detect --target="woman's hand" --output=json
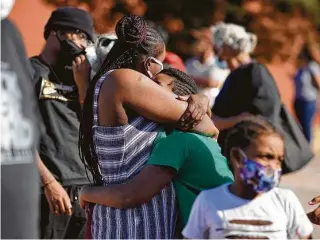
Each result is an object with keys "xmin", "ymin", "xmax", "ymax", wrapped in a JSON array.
[
  {"xmin": 307, "ymin": 195, "xmax": 320, "ymax": 225},
  {"xmin": 178, "ymin": 93, "xmax": 212, "ymax": 128}
]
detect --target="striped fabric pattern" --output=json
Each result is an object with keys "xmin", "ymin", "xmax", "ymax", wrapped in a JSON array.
[{"xmin": 91, "ymin": 72, "xmax": 177, "ymax": 239}]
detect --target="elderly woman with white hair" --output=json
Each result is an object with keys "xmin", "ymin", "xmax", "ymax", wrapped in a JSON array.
[
  {"xmin": 211, "ymin": 22, "xmax": 282, "ymax": 151},
  {"xmin": 212, "ymin": 22, "xmax": 257, "ymax": 70}
]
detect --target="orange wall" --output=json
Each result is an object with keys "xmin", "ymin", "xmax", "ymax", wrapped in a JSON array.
[
  {"xmin": 7, "ymin": 0, "xmax": 319, "ymax": 125},
  {"xmin": 267, "ymin": 64, "xmax": 295, "ymax": 115},
  {"xmin": 8, "ymin": 0, "xmax": 54, "ymax": 57}
]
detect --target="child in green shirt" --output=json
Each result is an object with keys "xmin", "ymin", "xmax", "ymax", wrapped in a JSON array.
[{"xmin": 80, "ymin": 68, "xmax": 234, "ymax": 227}]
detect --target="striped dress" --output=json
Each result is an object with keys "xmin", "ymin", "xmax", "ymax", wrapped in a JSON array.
[{"xmin": 91, "ymin": 72, "xmax": 177, "ymax": 239}]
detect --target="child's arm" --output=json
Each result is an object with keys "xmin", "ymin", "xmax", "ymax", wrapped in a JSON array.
[
  {"xmin": 285, "ymin": 190, "xmax": 313, "ymax": 239},
  {"xmin": 182, "ymin": 192, "xmax": 209, "ymax": 239},
  {"xmin": 308, "ymin": 195, "xmax": 320, "ymax": 225},
  {"xmin": 80, "ymin": 165, "xmax": 176, "ymax": 209},
  {"xmin": 80, "ymin": 131, "xmax": 191, "ymax": 209}
]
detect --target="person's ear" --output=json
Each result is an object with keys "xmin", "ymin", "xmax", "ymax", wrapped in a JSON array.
[
  {"xmin": 144, "ymin": 58, "xmax": 153, "ymax": 78},
  {"xmin": 230, "ymin": 147, "xmax": 243, "ymax": 168},
  {"xmin": 50, "ymin": 30, "xmax": 57, "ymax": 36},
  {"xmin": 48, "ymin": 31, "xmax": 60, "ymax": 42},
  {"xmin": 47, "ymin": 31, "xmax": 61, "ymax": 50},
  {"xmin": 144, "ymin": 58, "xmax": 152, "ymax": 71}
]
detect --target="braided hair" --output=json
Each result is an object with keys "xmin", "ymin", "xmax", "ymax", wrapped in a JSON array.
[
  {"xmin": 160, "ymin": 68, "xmax": 198, "ymax": 96},
  {"xmin": 79, "ymin": 15, "xmax": 165, "ymax": 185},
  {"xmin": 224, "ymin": 116, "xmax": 283, "ymax": 161}
]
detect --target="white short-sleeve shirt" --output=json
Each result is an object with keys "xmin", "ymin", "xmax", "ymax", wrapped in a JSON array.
[
  {"xmin": 185, "ymin": 56, "xmax": 230, "ymax": 107},
  {"xmin": 182, "ymin": 184, "xmax": 313, "ymax": 239}
]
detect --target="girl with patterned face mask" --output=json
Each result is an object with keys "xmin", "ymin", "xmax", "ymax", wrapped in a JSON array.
[
  {"xmin": 226, "ymin": 117, "xmax": 284, "ymax": 195},
  {"xmin": 183, "ymin": 116, "xmax": 313, "ymax": 239}
]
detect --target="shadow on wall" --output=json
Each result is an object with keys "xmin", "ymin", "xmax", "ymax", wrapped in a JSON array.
[{"xmin": 8, "ymin": 0, "xmax": 54, "ymax": 57}]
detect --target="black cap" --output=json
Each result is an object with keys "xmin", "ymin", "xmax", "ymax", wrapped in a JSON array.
[{"xmin": 44, "ymin": 7, "xmax": 95, "ymax": 41}]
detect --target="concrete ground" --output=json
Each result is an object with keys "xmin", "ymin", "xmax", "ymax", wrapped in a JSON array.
[{"xmin": 280, "ymin": 126, "xmax": 320, "ymax": 237}]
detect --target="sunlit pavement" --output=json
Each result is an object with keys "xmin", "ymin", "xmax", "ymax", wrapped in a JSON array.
[{"xmin": 280, "ymin": 126, "xmax": 320, "ymax": 237}]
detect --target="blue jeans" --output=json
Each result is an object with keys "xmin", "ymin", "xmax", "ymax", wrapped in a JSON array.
[{"xmin": 294, "ymin": 99, "xmax": 317, "ymax": 142}]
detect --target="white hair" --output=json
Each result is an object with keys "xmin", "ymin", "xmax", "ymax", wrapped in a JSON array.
[
  {"xmin": 212, "ymin": 22, "xmax": 257, "ymax": 54},
  {"xmin": 86, "ymin": 33, "xmax": 117, "ymax": 79}
]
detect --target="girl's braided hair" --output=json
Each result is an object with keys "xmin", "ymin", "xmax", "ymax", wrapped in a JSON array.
[{"xmin": 160, "ymin": 68, "xmax": 198, "ymax": 96}]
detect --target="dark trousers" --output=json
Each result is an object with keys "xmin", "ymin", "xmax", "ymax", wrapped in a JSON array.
[
  {"xmin": 294, "ymin": 99, "xmax": 317, "ymax": 142},
  {"xmin": 40, "ymin": 185, "xmax": 87, "ymax": 239}
]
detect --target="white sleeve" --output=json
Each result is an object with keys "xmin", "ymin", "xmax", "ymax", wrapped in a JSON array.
[
  {"xmin": 182, "ymin": 192, "xmax": 209, "ymax": 239},
  {"xmin": 209, "ymin": 67, "xmax": 230, "ymax": 84},
  {"xmin": 284, "ymin": 190, "xmax": 314, "ymax": 239},
  {"xmin": 309, "ymin": 62, "xmax": 320, "ymax": 76}
]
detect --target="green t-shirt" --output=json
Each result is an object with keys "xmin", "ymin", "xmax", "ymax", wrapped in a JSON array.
[{"xmin": 147, "ymin": 130, "xmax": 234, "ymax": 226}]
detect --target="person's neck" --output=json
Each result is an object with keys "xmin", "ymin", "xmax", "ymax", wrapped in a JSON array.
[
  {"xmin": 40, "ymin": 45, "xmax": 58, "ymax": 66},
  {"xmin": 227, "ymin": 58, "xmax": 240, "ymax": 71},
  {"xmin": 199, "ymin": 51, "xmax": 213, "ymax": 64},
  {"xmin": 229, "ymin": 175, "xmax": 261, "ymax": 200},
  {"xmin": 238, "ymin": 53, "xmax": 252, "ymax": 65}
]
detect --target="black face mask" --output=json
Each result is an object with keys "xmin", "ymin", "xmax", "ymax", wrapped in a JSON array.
[{"xmin": 56, "ymin": 34, "xmax": 86, "ymax": 66}]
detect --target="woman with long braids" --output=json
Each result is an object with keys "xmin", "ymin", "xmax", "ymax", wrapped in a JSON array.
[
  {"xmin": 75, "ymin": 15, "xmax": 218, "ymax": 239},
  {"xmin": 79, "ymin": 68, "xmax": 233, "ymax": 235}
]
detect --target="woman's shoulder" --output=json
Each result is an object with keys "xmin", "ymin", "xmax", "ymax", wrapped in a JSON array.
[
  {"xmin": 227, "ymin": 62, "xmax": 259, "ymax": 80},
  {"xmin": 106, "ymin": 68, "xmax": 142, "ymax": 79},
  {"xmin": 246, "ymin": 61, "xmax": 275, "ymax": 87},
  {"xmin": 99, "ymin": 68, "xmax": 146, "ymax": 90},
  {"xmin": 232, "ymin": 61, "xmax": 266, "ymax": 73},
  {"xmin": 225, "ymin": 62, "xmax": 261, "ymax": 86},
  {"xmin": 102, "ymin": 68, "xmax": 148, "ymax": 88}
]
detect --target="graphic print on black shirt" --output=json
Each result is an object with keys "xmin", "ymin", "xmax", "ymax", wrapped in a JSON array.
[
  {"xmin": 39, "ymin": 78, "xmax": 76, "ymax": 102},
  {"xmin": 30, "ymin": 56, "xmax": 90, "ymax": 186}
]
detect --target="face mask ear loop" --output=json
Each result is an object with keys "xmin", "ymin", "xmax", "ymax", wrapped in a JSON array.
[
  {"xmin": 144, "ymin": 58, "xmax": 153, "ymax": 79},
  {"xmin": 147, "ymin": 70, "xmax": 153, "ymax": 79},
  {"xmin": 237, "ymin": 148, "xmax": 248, "ymax": 166}
]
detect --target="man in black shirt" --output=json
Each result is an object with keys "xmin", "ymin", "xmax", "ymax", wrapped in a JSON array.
[
  {"xmin": 1, "ymin": 0, "xmax": 42, "ymax": 238},
  {"xmin": 30, "ymin": 7, "xmax": 95, "ymax": 239}
]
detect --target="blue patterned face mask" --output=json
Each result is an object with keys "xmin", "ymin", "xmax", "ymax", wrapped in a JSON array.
[{"xmin": 239, "ymin": 150, "xmax": 281, "ymax": 193}]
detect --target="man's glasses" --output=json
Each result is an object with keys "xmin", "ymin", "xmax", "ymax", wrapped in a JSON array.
[{"xmin": 60, "ymin": 29, "xmax": 91, "ymax": 44}]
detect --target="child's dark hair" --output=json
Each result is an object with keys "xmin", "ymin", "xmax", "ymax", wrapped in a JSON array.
[
  {"xmin": 224, "ymin": 116, "xmax": 283, "ymax": 160},
  {"xmin": 160, "ymin": 68, "xmax": 198, "ymax": 96},
  {"xmin": 79, "ymin": 15, "xmax": 165, "ymax": 185}
]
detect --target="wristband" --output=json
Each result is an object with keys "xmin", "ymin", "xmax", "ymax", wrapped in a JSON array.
[{"xmin": 43, "ymin": 179, "xmax": 55, "ymax": 188}]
